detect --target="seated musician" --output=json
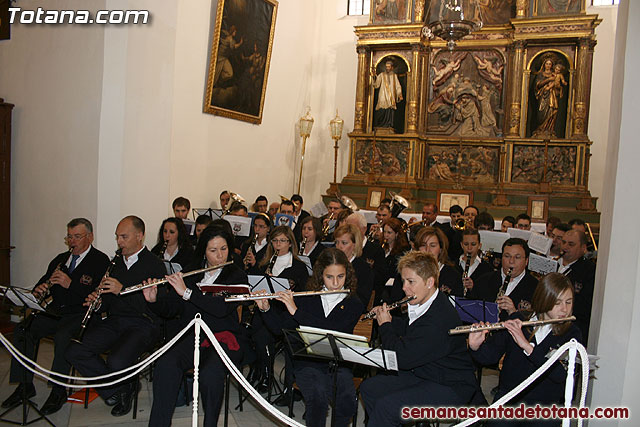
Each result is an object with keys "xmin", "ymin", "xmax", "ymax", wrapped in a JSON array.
[
  {"xmin": 360, "ymin": 251, "xmax": 478, "ymax": 427},
  {"xmin": 291, "ymin": 194, "xmax": 309, "ymax": 237},
  {"xmin": 474, "ymin": 238, "xmax": 538, "ymax": 321},
  {"xmin": 546, "ymin": 216, "xmax": 562, "ymax": 238},
  {"xmin": 66, "ymin": 216, "xmax": 166, "ymax": 417},
  {"xmin": 2, "ymin": 219, "xmax": 110, "ymax": 415},
  {"xmin": 345, "ymin": 212, "xmax": 386, "ymax": 296},
  {"xmin": 219, "ymin": 190, "xmax": 231, "ymax": 211},
  {"xmin": 172, "ymin": 196, "xmax": 190, "ymax": 220},
  {"xmin": 446, "ymin": 204, "xmax": 464, "ymax": 261},
  {"xmin": 413, "ymin": 226, "xmax": 464, "ymax": 297},
  {"xmin": 501, "ymin": 215, "xmax": 516, "ymax": 233},
  {"xmin": 559, "ymin": 229, "xmax": 595, "ymax": 344},
  {"xmin": 247, "ymin": 225, "xmax": 309, "ymax": 396},
  {"xmin": 334, "ymin": 223, "xmax": 374, "ymax": 309},
  {"xmin": 253, "ymin": 195, "xmax": 268, "ymax": 214},
  {"xmin": 457, "ymin": 228, "xmax": 493, "ymax": 298},
  {"xmin": 548, "ymin": 222, "xmax": 570, "ymax": 259},
  {"xmin": 268, "ymin": 201, "xmax": 280, "ymax": 220},
  {"xmin": 381, "ymin": 218, "xmax": 410, "ymax": 285},
  {"xmin": 150, "ymin": 217, "xmax": 194, "ymax": 272},
  {"xmin": 321, "ymin": 199, "xmax": 344, "ymax": 241},
  {"xmin": 255, "ymin": 248, "xmax": 363, "ymax": 427},
  {"xmin": 241, "ymin": 213, "xmax": 272, "ymax": 271},
  {"xmin": 298, "ymin": 216, "xmax": 326, "ymax": 267},
  {"xmin": 469, "ymin": 273, "xmax": 581, "ymax": 414},
  {"xmin": 143, "ymin": 227, "xmax": 248, "ymax": 427},
  {"xmin": 475, "ymin": 211, "xmax": 495, "ymax": 231},
  {"xmin": 516, "ymin": 213, "xmax": 532, "ymax": 230},
  {"xmin": 368, "ymin": 204, "xmax": 391, "ymax": 242},
  {"xmin": 194, "ymin": 214, "xmax": 213, "ymax": 243}
]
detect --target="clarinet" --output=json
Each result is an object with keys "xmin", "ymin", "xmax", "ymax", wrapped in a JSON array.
[
  {"xmin": 299, "ymin": 237, "xmax": 307, "ymax": 255},
  {"xmin": 35, "ymin": 248, "xmax": 73, "ymax": 309},
  {"xmin": 265, "ymin": 250, "xmax": 278, "ymax": 276},
  {"xmin": 244, "ymin": 233, "xmax": 258, "ymax": 270},
  {"xmin": 73, "ymin": 248, "xmax": 122, "ymax": 343},
  {"xmin": 496, "ymin": 267, "xmax": 513, "ymax": 301},
  {"xmin": 462, "ymin": 252, "xmax": 472, "ymax": 297},
  {"xmin": 158, "ymin": 240, "xmax": 168, "ymax": 259}
]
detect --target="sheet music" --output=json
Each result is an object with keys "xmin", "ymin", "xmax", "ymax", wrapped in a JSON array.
[
  {"xmin": 398, "ymin": 213, "xmax": 421, "ymax": 224},
  {"xmin": 360, "ymin": 210, "xmax": 377, "ymax": 224},
  {"xmin": 298, "ymin": 255, "xmax": 313, "ymax": 276},
  {"xmin": 224, "ymin": 215, "xmax": 252, "ymax": 237},
  {"xmin": 339, "ymin": 346, "xmax": 398, "ymax": 371},
  {"xmin": 478, "ymin": 230, "xmax": 510, "ymax": 253},
  {"xmin": 309, "ymin": 202, "xmax": 329, "ymax": 218},
  {"xmin": 298, "ymin": 325, "xmax": 368, "ymax": 342},
  {"xmin": 247, "ymin": 275, "xmax": 290, "ymax": 293},
  {"xmin": 529, "ymin": 253, "xmax": 559, "ymax": 275},
  {"xmin": 528, "ymin": 232, "xmax": 553, "ymax": 255},
  {"xmin": 163, "ymin": 261, "xmax": 183, "ymax": 275},
  {"xmin": 274, "ymin": 213, "xmax": 295, "ymax": 229},
  {"xmin": 4, "ymin": 287, "xmax": 44, "ymax": 311},
  {"xmin": 183, "ymin": 220, "xmax": 196, "ymax": 236},
  {"xmin": 507, "ymin": 227, "xmax": 532, "ymax": 241}
]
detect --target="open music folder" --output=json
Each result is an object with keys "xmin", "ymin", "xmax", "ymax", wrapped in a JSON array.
[
  {"xmin": 247, "ymin": 275, "xmax": 290, "ymax": 293},
  {"xmin": 284, "ymin": 325, "xmax": 398, "ymax": 371}
]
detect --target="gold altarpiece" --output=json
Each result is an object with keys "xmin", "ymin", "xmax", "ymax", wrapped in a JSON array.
[{"xmin": 334, "ymin": 0, "xmax": 601, "ymax": 224}]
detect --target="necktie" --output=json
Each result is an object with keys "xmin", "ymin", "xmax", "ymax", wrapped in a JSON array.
[{"xmin": 69, "ymin": 254, "xmax": 80, "ymax": 273}]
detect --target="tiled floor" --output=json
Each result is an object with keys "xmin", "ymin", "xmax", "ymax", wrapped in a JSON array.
[{"xmin": 0, "ymin": 338, "xmax": 499, "ymax": 426}]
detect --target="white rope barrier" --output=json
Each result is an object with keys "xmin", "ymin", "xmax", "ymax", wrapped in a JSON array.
[
  {"xmin": 453, "ymin": 339, "xmax": 591, "ymax": 427},
  {"xmin": 0, "ymin": 314, "xmax": 306, "ymax": 426}
]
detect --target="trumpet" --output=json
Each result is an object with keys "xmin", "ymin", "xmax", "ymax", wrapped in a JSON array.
[
  {"xmin": 225, "ymin": 289, "xmax": 349, "ymax": 302},
  {"xmin": 362, "ymin": 295, "xmax": 416, "ymax": 320},
  {"xmin": 496, "ymin": 267, "xmax": 513, "ymax": 301},
  {"xmin": 321, "ymin": 212, "xmax": 335, "ymax": 235},
  {"xmin": 462, "ymin": 252, "xmax": 472, "ymax": 297},
  {"xmin": 453, "ymin": 218, "xmax": 472, "ymax": 231},
  {"xmin": 73, "ymin": 249, "xmax": 122, "ymax": 343},
  {"xmin": 449, "ymin": 316, "xmax": 576, "ymax": 335},
  {"xmin": 366, "ymin": 220, "xmax": 383, "ymax": 243},
  {"xmin": 119, "ymin": 261, "xmax": 233, "ymax": 295},
  {"xmin": 35, "ymin": 248, "xmax": 72, "ymax": 309}
]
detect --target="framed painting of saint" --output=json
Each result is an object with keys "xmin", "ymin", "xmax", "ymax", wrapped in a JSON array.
[{"xmin": 204, "ymin": 0, "xmax": 278, "ymax": 124}]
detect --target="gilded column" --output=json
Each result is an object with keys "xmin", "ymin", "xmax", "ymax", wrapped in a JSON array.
[
  {"xmin": 407, "ymin": 44, "xmax": 420, "ymax": 133},
  {"xmin": 354, "ymin": 46, "xmax": 368, "ymax": 133},
  {"xmin": 572, "ymin": 37, "xmax": 591, "ymax": 137},
  {"xmin": 507, "ymin": 40, "xmax": 525, "ymax": 137},
  {"xmin": 516, "ymin": 0, "xmax": 527, "ymax": 18},
  {"xmin": 414, "ymin": 0, "xmax": 425, "ymax": 23}
]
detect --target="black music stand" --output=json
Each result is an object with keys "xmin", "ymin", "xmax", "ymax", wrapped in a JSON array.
[
  {"xmin": 448, "ymin": 295, "xmax": 499, "ymax": 324},
  {"xmin": 0, "ymin": 285, "xmax": 56, "ymax": 426},
  {"xmin": 282, "ymin": 327, "xmax": 396, "ymax": 427}
]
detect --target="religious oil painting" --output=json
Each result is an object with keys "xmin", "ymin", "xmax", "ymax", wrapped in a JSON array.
[
  {"xmin": 526, "ymin": 51, "xmax": 571, "ymax": 138},
  {"xmin": 536, "ymin": 0, "xmax": 582, "ymax": 16},
  {"xmin": 426, "ymin": 49, "xmax": 506, "ymax": 137},
  {"xmin": 511, "ymin": 145, "xmax": 576, "ymax": 184},
  {"xmin": 424, "ymin": 0, "xmax": 515, "ymax": 26},
  {"xmin": 427, "ymin": 145, "xmax": 499, "ymax": 183},
  {"xmin": 372, "ymin": 55, "xmax": 408, "ymax": 134},
  {"xmin": 354, "ymin": 140, "xmax": 409, "ymax": 177},
  {"xmin": 204, "ymin": 0, "xmax": 278, "ymax": 124},
  {"xmin": 371, "ymin": 0, "xmax": 410, "ymax": 24}
]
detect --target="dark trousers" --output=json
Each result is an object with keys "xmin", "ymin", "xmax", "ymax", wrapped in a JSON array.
[
  {"xmin": 360, "ymin": 371, "xmax": 470, "ymax": 427},
  {"xmin": 9, "ymin": 313, "xmax": 82, "ymax": 387},
  {"xmin": 295, "ymin": 365, "xmax": 356, "ymax": 427},
  {"xmin": 65, "ymin": 316, "xmax": 160, "ymax": 399},
  {"xmin": 149, "ymin": 332, "xmax": 242, "ymax": 427}
]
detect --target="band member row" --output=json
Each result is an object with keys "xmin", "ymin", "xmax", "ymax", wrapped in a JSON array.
[
  {"xmin": 360, "ymin": 251, "xmax": 479, "ymax": 426},
  {"xmin": 150, "ymin": 217, "xmax": 194, "ymax": 272},
  {"xmin": 256, "ymin": 248, "xmax": 364, "ymax": 427},
  {"xmin": 144, "ymin": 226, "xmax": 248, "ymax": 426},
  {"xmin": 469, "ymin": 273, "xmax": 582, "ymax": 413},
  {"xmin": 2, "ymin": 219, "xmax": 110, "ymax": 415},
  {"xmin": 65, "ymin": 216, "xmax": 167, "ymax": 417}
]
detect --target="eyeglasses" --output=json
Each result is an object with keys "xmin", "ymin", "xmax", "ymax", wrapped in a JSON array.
[
  {"xmin": 272, "ymin": 238, "xmax": 290, "ymax": 244},
  {"xmin": 66, "ymin": 234, "xmax": 88, "ymax": 241}
]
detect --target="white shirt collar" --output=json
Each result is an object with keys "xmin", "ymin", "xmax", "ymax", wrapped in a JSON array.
[
  {"xmin": 272, "ymin": 252, "xmax": 293, "ymax": 276},
  {"xmin": 303, "ymin": 241, "xmax": 319, "ymax": 256},
  {"xmin": 530, "ymin": 314, "xmax": 553, "ymax": 344},
  {"xmin": 558, "ymin": 258, "xmax": 578, "ymax": 274},
  {"xmin": 124, "ymin": 247, "xmax": 145, "ymax": 270},
  {"xmin": 163, "ymin": 246, "xmax": 178, "ymax": 261},
  {"xmin": 66, "ymin": 245, "xmax": 92, "ymax": 269},
  {"xmin": 501, "ymin": 269, "xmax": 526, "ymax": 296},
  {"xmin": 200, "ymin": 267, "xmax": 222, "ymax": 285},
  {"xmin": 458, "ymin": 255, "xmax": 481, "ymax": 277},
  {"xmin": 255, "ymin": 237, "xmax": 268, "ymax": 253},
  {"xmin": 320, "ymin": 287, "xmax": 348, "ymax": 317},
  {"xmin": 408, "ymin": 289, "xmax": 439, "ymax": 325}
]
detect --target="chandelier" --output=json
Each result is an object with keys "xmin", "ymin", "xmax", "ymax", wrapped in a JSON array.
[{"xmin": 422, "ymin": 0, "xmax": 483, "ymax": 51}]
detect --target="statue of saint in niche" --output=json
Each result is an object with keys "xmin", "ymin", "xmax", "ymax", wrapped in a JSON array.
[
  {"xmin": 527, "ymin": 53, "xmax": 569, "ymax": 138},
  {"xmin": 371, "ymin": 58, "xmax": 406, "ymax": 134}
]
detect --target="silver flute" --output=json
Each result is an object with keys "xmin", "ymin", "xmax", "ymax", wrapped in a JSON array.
[
  {"xmin": 362, "ymin": 295, "xmax": 417, "ymax": 320},
  {"xmin": 119, "ymin": 261, "xmax": 233, "ymax": 295},
  {"xmin": 449, "ymin": 316, "xmax": 576, "ymax": 335},
  {"xmin": 224, "ymin": 289, "xmax": 349, "ymax": 302}
]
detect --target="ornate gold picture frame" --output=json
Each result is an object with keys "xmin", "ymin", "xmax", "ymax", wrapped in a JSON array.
[
  {"xmin": 204, "ymin": 0, "xmax": 278, "ymax": 124},
  {"xmin": 437, "ymin": 190, "xmax": 473, "ymax": 214}
]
